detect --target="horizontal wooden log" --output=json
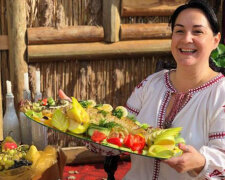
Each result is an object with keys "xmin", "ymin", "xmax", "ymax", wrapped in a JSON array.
[
  {"xmin": 0, "ymin": 35, "xmax": 8, "ymax": 50},
  {"xmin": 28, "ymin": 39, "xmax": 171, "ymax": 62},
  {"xmin": 120, "ymin": 23, "xmax": 171, "ymax": 40},
  {"xmin": 27, "ymin": 26, "xmax": 104, "ymax": 45},
  {"xmin": 121, "ymin": 0, "xmax": 184, "ymax": 17}
]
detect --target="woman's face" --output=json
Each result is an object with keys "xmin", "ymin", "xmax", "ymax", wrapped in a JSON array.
[{"xmin": 171, "ymin": 8, "xmax": 220, "ymax": 68}]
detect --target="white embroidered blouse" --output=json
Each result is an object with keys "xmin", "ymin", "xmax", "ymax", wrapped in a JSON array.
[{"xmin": 123, "ymin": 69, "xmax": 225, "ymax": 180}]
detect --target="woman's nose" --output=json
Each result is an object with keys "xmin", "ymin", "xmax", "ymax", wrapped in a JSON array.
[{"xmin": 182, "ymin": 32, "xmax": 193, "ymax": 43}]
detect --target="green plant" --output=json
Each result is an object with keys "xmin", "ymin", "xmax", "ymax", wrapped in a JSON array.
[{"xmin": 210, "ymin": 43, "xmax": 225, "ymax": 68}]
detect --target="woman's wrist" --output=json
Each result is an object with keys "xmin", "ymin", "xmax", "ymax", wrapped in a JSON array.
[{"xmin": 192, "ymin": 153, "xmax": 206, "ymax": 175}]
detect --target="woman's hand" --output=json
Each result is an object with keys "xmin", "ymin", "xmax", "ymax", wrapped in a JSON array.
[{"xmin": 163, "ymin": 143, "xmax": 206, "ymax": 174}]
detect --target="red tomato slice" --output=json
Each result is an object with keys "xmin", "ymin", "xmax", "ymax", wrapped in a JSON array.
[
  {"xmin": 42, "ymin": 98, "xmax": 48, "ymax": 106},
  {"xmin": 124, "ymin": 134, "xmax": 134, "ymax": 148},
  {"xmin": 107, "ymin": 137, "xmax": 123, "ymax": 147},
  {"xmin": 91, "ymin": 130, "xmax": 107, "ymax": 143},
  {"xmin": 124, "ymin": 134, "xmax": 145, "ymax": 153}
]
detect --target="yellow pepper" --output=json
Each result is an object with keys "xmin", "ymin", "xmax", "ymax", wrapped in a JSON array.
[{"xmin": 67, "ymin": 97, "xmax": 90, "ymax": 124}]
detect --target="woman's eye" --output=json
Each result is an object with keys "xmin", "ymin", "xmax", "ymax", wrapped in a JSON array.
[
  {"xmin": 175, "ymin": 30, "xmax": 183, "ymax": 33},
  {"xmin": 193, "ymin": 30, "xmax": 203, "ymax": 34}
]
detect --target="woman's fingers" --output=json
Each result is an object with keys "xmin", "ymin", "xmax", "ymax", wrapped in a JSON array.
[{"xmin": 178, "ymin": 143, "xmax": 191, "ymax": 153}]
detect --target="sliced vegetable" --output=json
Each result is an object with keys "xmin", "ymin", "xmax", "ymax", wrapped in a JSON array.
[
  {"xmin": 41, "ymin": 98, "xmax": 48, "ymax": 106},
  {"xmin": 175, "ymin": 135, "xmax": 186, "ymax": 144},
  {"xmin": 147, "ymin": 145, "xmax": 175, "ymax": 159},
  {"xmin": 67, "ymin": 97, "xmax": 90, "ymax": 124},
  {"xmin": 154, "ymin": 135, "xmax": 175, "ymax": 146},
  {"xmin": 97, "ymin": 104, "xmax": 113, "ymax": 112},
  {"xmin": 91, "ymin": 130, "xmax": 107, "ymax": 143},
  {"xmin": 68, "ymin": 119, "xmax": 89, "ymax": 134},
  {"xmin": 124, "ymin": 134, "xmax": 145, "ymax": 153},
  {"xmin": 87, "ymin": 124, "xmax": 110, "ymax": 137},
  {"xmin": 107, "ymin": 137, "xmax": 123, "ymax": 147},
  {"xmin": 47, "ymin": 97, "xmax": 55, "ymax": 106},
  {"xmin": 51, "ymin": 109, "xmax": 69, "ymax": 132}
]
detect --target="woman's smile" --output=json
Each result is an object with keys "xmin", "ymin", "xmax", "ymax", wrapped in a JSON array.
[{"xmin": 171, "ymin": 8, "xmax": 220, "ymax": 67}]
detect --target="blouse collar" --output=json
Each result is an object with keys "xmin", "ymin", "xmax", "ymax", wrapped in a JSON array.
[{"xmin": 164, "ymin": 69, "xmax": 224, "ymax": 94}]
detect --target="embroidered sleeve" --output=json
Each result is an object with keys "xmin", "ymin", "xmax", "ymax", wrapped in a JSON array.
[
  {"xmin": 126, "ymin": 78, "xmax": 148, "ymax": 116},
  {"xmin": 196, "ymin": 102, "xmax": 225, "ymax": 179}
]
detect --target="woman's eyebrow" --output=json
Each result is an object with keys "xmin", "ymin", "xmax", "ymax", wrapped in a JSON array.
[
  {"xmin": 193, "ymin": 25, "xmax": 205, "ymax": 28},
  {"xmin": 174, "ymin": 24, "xmax": 184, "ymax": 27},
  {"xmin": 174, "ymin": 24, "xmax": 205, "ymax": 28}
]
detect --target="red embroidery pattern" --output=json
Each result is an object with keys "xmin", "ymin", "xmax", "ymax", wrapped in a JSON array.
[
  {"xmin": 158, "ymin": 91, "xmax": 170, "ymax": 128},
  {"xmin": 165, "ymin": 71, "xmax": 176, "ymax": 93},
  {"xmin": 164, "ymin": 71, "xmax": 224, "ymax": 94},
  {"xmin": 190, "ymin": 74, "xmax": 224, "ymax": 93},
  {"xmin": 152, "ymin": 159, "xmax": 160, "ymax": 180},
  {"xmin": 151, "ymin": 92, "xmax": 171, "ymax": 180},
  {"xmin": 209, "ymin": 132, "xmax": 225, "ymax": 140},
  {"xmin": 209, "ymin": 169, "xmax": 223, "ymax": 177},
  {"xmin": 125, "ymin": 104, "xmax": 139, "ymax": 116}
]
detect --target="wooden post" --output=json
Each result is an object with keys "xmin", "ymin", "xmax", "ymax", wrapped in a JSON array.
[
  {"xmin": 6, "ymin": 0, "xmax": 28, "ymax": 108},
  {"xmin": 103, "ymin": 0, "xmax": 121, "ymax": 43},
  {"xmin": 0, "ymin": 53, "xmax": 3, "ymax": 140}
]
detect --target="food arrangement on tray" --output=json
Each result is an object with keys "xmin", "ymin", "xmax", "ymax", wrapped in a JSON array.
[
  {"xmin": 0, "ymin": 136, "xmax": 57, "ymax": 179},
  {"xmin": 20, "ymin": 90, "xmax": 185, "ymax": 159}
]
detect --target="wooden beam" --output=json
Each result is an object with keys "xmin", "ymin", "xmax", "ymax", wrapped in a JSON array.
[
  {"xmin": 103, "ymin": 0, "xmax": 121, "ymax": 42},
  {"xmin": 28, "ymin": 39, "xmax": 171, "ymax": 62},
  {"xmin": 27, "ymin": 26, "xmax": 104, "ymax": 45},
  {"xmin": 0, "ymin": 35, "xmax": 8, "ymax": 50},
  {"xmin": 6, "ymin": 0, "xmax": 28, "ymax": 110},
  {"xmin": 120, "ymin": 23, "xmax": 171, "ymax": 40},
  {"xmin": 121, "ymin": 0, "xmax": 185, "ymax": 17}
]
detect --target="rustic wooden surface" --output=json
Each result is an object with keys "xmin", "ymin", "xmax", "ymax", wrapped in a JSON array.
[
  {"xmin": 120, "ymin": 23, "xmax": 171, "ymax": 40},
  {"xmin": 121, "ymin": 0, "xmax": 186, "ymax": 17},
  {"xmin": 27, "ymin": 26, "xmax": 104, "ymax": 45},
  {"xmin": 27, "ymin": 39, "xmax": 171, "ymax": 62},
  {"xmin": 0, "ymin": 52, "xmax": 2, "ymax": 140},
  {"xmin": 0, "ymin": 35, "xmax": 8, "ymax": 50},
  {"xmin": 6, "ymin": 0, "xmax": 28, "ymax": 110},
  {"xmin": 103, "ymin": 0, "xmax": 121, "ymax": 42}
]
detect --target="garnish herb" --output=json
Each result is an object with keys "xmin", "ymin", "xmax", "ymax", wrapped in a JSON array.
[
  {"xmin": 99, "ymin": 119, "xmax": 121, "ymax": 129},
  {"xmin": 98, "ymin": 110, "xmax": 108, "ymax": 117},
  {"xmin": 95, "ymin": 104, "xmax": 103, "ymax": 108},
  {"xmin": 112, "ymin": 109, "xmax": 123, "ymax": 119},
  {"xmin": 79, "ymin": 100, "xmax": 91, "ymax": 108}
]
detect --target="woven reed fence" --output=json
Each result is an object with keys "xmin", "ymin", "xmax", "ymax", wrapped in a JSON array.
[{"xmin": 0, "ymin": 0, "xmax": 222, "ymax": 146}]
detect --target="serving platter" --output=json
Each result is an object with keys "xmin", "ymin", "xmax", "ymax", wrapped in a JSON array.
[
  {"xmin": 24, "ymin": 108, "xmax": 184, "ymax": 159},
  {"xmin": 20, "ymin": 92, "xmax": 184, "ymax": 159},
  {"xmin": 25, "ymin": 112, "xmax": 145, "ymax": 157}
]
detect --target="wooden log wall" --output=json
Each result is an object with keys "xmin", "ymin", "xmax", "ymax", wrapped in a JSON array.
[{"xmin": 0, "ymin": 0, "xmax": 222, "ymax": 146}]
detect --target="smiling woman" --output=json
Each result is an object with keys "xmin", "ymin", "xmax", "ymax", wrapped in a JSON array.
[{"xmin": 121, "ymin": 0, "xmax": 225, "ymax": 180}]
